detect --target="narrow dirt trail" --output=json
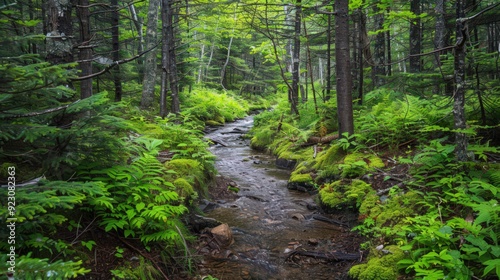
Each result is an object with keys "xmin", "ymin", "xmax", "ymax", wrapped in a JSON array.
[{"xmin": 199, "ymin": 116, "xmax": 362, "ymax": 280}]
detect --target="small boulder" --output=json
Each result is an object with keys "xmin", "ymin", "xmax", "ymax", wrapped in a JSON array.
[{"xmin": 211, "ymin": 223, "xmax": 234, "ymax": 247}]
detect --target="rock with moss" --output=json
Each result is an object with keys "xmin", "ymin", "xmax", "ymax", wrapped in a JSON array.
[
  {"xmin": 319, "ymin": 179, "xmax": 375, "ymax": 212},
  {"xmin": 318, "ymin": 181, "xmax": 344, "ymax": 209},
  {"xmin": 339, "ymin": 152, "xmax": 385, "ymax": 178},
  {"xmin": 349, "ymin": 245, "xmax": 405, "ymax": 280},
  {"xmin": 164, "ymin": 159, "xmax": 207, "ymax": 196},
  {"xmin": 287, "ymin": 171, "xmax": 314, "ymax": 191},
  {"xmin": 173, "ymin": 178, "xmax": 198, "ymax": 204}
]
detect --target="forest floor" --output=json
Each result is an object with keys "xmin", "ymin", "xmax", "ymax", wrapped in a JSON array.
[{"xmin": 74, "ymin": 150, "xmax": 411, "ymax": 279}]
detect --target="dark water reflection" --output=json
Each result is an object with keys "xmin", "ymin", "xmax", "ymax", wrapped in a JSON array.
[{"xmin": 202, "ymin": 116, "xmax": 352, "ymax": 280}]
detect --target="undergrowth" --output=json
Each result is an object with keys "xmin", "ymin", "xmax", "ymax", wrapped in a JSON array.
[{"xmin": 249, "ymin": 88, "xmax": 500, "ymax": 280}]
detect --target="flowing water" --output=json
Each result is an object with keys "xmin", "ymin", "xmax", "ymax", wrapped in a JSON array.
[{"xmin": 201, "ymin": 116, "xmax": 358, "ymax": 280}]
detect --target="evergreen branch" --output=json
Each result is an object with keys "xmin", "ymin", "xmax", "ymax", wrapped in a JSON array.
[
  {"xmin": 71, "ymin": 42, "xmax": 159, "ymax": 81},
  {"xmin": 0, "ymin": 100, "xmax": 80, "ymax": 119},
  {"xmin": 457, "ymin": 3, "xmax": 500, "ymax": 23}
]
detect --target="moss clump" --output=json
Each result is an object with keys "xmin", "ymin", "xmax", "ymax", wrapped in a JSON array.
[
  {"xmin": 340, "ymin": 152, "xmax": 385, "ymax": 178},
  {"xmin": 314, "ymin": 144, "xmax": 345, "ymax": 170},
  {"xmin": 349, "ymin": 245, "xmax": 405, "ymax": 280},
  {"xmin": 164, "ymin": 159, "xmax": 206, "ymax": 190},
  {"xmin": 318, "ymin": 181, "xmax": 344, "ymax": 208},
  {"xmin": 289, "ymin": 172, "xmax": 313, "ymax": 183},
  {"xmin": 319, "ymin": 179, "xmax": 376, "ymax": 212},
  {"xmin": 344, "ymin": 179, "xmax": 376, "ymax": 208},
  {"xmin": 205, "ymin": 120, "xmax": 223, "ymax": 126},
  {"xmin": 359, "ymin": 193, "xmax": 380, "ymax": 216},
  {"xmin": 372, "ymin": 191, "xmax": 422, "ymax": 227},
  {"xmin": 173, "ymin": 178, "xmax": 198, "ymax": 203}
]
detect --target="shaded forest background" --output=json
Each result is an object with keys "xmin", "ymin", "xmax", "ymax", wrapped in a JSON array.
[{"xmin": 1, "ymin": 0, "xmax": 500, "ymax": 279}]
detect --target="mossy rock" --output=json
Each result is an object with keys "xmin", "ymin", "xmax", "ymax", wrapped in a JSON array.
[
  {"xmin": 287, "ymin": 172, "xmax": 314, "ymax": 191},
  {"xmin": 174, "ymin": 178, "xmax": 198, "ymax": 203},
  {"xmin": 319, "ymin": 180, "xmax": 375, "ymax": 212},
  {"xmin": 340, "ymin": 152, "xmax": 385, "ymax": 178},
  {"xmin": 164, "ymin": 159, "xmax": 205, "ymax": 189},
  {"xmin": 206, "ymin": 120, "xmax": 223, "ymax": 126},
  {"xmin": 313, "ymin": 144, "xmax": 345, "ymax": 170},
  {"xmin": 344, "ymin": 180, "xmax": 376, "ymax": 207},
  {"xmin": 359, "ymin": 193, "xmax": 380, "ymax": 216},
  {"xmin": 318, "ymin": 180, "xmax": 344, "ymax": 209},
  {"xmin": 373, "ymin": 191, "xmax": 422, "ymax": 227},
  {"xmin": 348, "ymin": 245, "xmax": 405, "ymax": 280}
]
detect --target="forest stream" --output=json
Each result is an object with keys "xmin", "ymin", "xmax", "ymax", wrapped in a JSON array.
[{"xmin": 197, "ymin": 116, "xmax": 362, "ymax": 280}]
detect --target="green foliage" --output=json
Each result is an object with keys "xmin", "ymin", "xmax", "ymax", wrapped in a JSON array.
[
  {"xmin": 356, "ymin": 90, "xmax": 452, "ymax": 149},
  {"xmin": 319, "ymin": 180, "xmax": 374, "ymax": 210},
  {"xmin": 183, "ymin": 87, "xmax": 248, "ymax": 124},
  {"xmin": 0, "ymin": 253, "xmax": 89, "ymax": 279},
  {"xmin": 349, "ymin": 246, "xmax": 405, "ymax": 280},
  {"xmin": 80, "ymin": 155, "xmax": 188, "ymax": 245}
]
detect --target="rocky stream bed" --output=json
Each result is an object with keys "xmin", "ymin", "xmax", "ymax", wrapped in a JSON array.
[{"xmin": 194, "ymin": 116, "xmax": 364, "ymax": 280}]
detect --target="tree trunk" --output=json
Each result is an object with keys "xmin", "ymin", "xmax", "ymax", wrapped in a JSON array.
[
  {"xmin": 77, "ymin": 0, "xmax": 92, "ymax": 99},
  {"xmin": 111, "ymin": 0, "xmax": 122, "ymax": 102},
  {"xmin": 160, "ymin": 0, "xmax": 169, "ymax": 118},
  {"xmin": 453, "ymin": 0, "xmax": 469, "ymax": 161},
  {"xmin": 335, "ymin": 0, "xmax": 354, "ymax": 136},
  {"xmin": 409, "ymin": 0, "xmax": 421, "ymax": 73},
  {"xmin": 290, "ymin": 0, "xmax": 301, "ymax": 115},
  {"xmin": 372, "ymin": 4, "xmax": 385, "ymax": 87},
  {"xmin": 326, "ymin": 12, "xmax": 332, "ymax": 100},
  {"xmin": 140, "ymin": 0, "xmax": 160, "ymax": 109},
  {"xmin": 166, "ymin": 0, "xmax": 180, "ymax": 114},
  {"xmin": 45, "ymin": 0, "xmax": 73, "ymax": 64},
  {"xmin": 303, "ymin": 21, "xmax": 318, "ymax": 114},
  {"xmin": 129, "ymin": 3, "xmax": 144, "ymax": 82}
]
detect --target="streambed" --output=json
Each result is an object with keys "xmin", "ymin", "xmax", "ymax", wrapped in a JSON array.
[{"xmin": 199, "ymin": 116, "xmax": 362, "ymax": 280}]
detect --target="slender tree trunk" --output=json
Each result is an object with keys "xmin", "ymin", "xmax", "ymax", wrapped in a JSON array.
[
  {"xmin": 372, "ymin": 3, "xmax": 385, "ymax": 87},
  {"xmin": 290, "ymin": 0, "xmax": 301, "ymax": 115},
  {"xmin": 129, "ymin": 3, "xmax": 144, "ymax": 80},
  {"xmin": 303, "ymin": 21, "xmax": 318, "ymax": 114},
  {"xmin": 410, "ymin": 0, "xmax": 421, "ymax": 73},
  {"xmin": 335, "ymin": 0, "xmax": 354, "ymax": 136},
  {"xmin": 140, "ymin": 0, "xmax": 160, "ymax": 109},
  {"xmin": 326, "ymin": 12, "xmax": 332, "ymax": 100},
  {"xmin": 77, "ymin": 0, "xmax": 92, "ymax": 99},
  {"xmin": 111, "ymin": 0, "xmax": 122, "ymax": 102},
  {"xmin": 166, "ymin": 0, "xmax": 180, "ymax": 114},
  {"xmin": 434, "ymin": 0, "xmax": 446, "ymax": 94},
  {"xmin": 160, "ymin": 0, "xmax": 169, "ymax": 118},
  {"xmin": 454, "ymin": 0, "xmax": 469, "ymax": 161}
]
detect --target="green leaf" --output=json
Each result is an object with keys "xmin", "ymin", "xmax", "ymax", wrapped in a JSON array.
[{"xmin": 136, "ymin": 202, "xmax": 146, "ymax": 212}]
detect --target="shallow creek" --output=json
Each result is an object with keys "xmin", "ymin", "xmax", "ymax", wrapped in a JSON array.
[{"xmin": 201, "ymin": 116, "xmax": 358, "ymax": 280}]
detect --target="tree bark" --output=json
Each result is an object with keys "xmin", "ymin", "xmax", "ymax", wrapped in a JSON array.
[
  {"xmin": 409, "ymin": 0, "xmax": 421, "ymax": 73},
  {"xmin": 160, "ymin": 0, "xmax": 169, "ymax": 118},
  {"xmin": 290, "ymin": 0, "xmax": 301, "ymax": 115},
  {"xmin": 166, "ymin": 0, "xmax": 180, "ymax": 114},
  {"xmin": 140, "ymin": 0, "xmax": 160, "ymax": 109},
  {"xmin": 45, "ymin": 0, "xmax": 73, "ymax": 64},
  {"xmin": 335, "ymin": 0, "xmax": 354, "ymax": 136},
  {"xmin": 111, "ymin": 0, "xmax": 122, "ymax": 102},
  {"xmin": 372, "ymin": 4, "xmax": 385, "ymax": 87},
  {"xmin": 77, "ymin": 0, "xmax": 92, "ymax": 99},
  {"xmin": 454, "ymin": 0, "xmax": 469, "ymax": 161}
]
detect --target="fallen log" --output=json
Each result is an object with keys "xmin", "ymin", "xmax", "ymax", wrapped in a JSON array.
[
  {"xmin": 312, "ymin": 214, "xmax": 350, "ymax": 228},
  {"xmin": 302, "ymin": 134, "xmax": 339, "ymax": 146},
  {"xmin": 208, "ymin": 137, "xmax": 228, "ymax": 147},
  {"xmin": 286, "ymin": 250, "xmax": 361, "ymax": 262}
]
